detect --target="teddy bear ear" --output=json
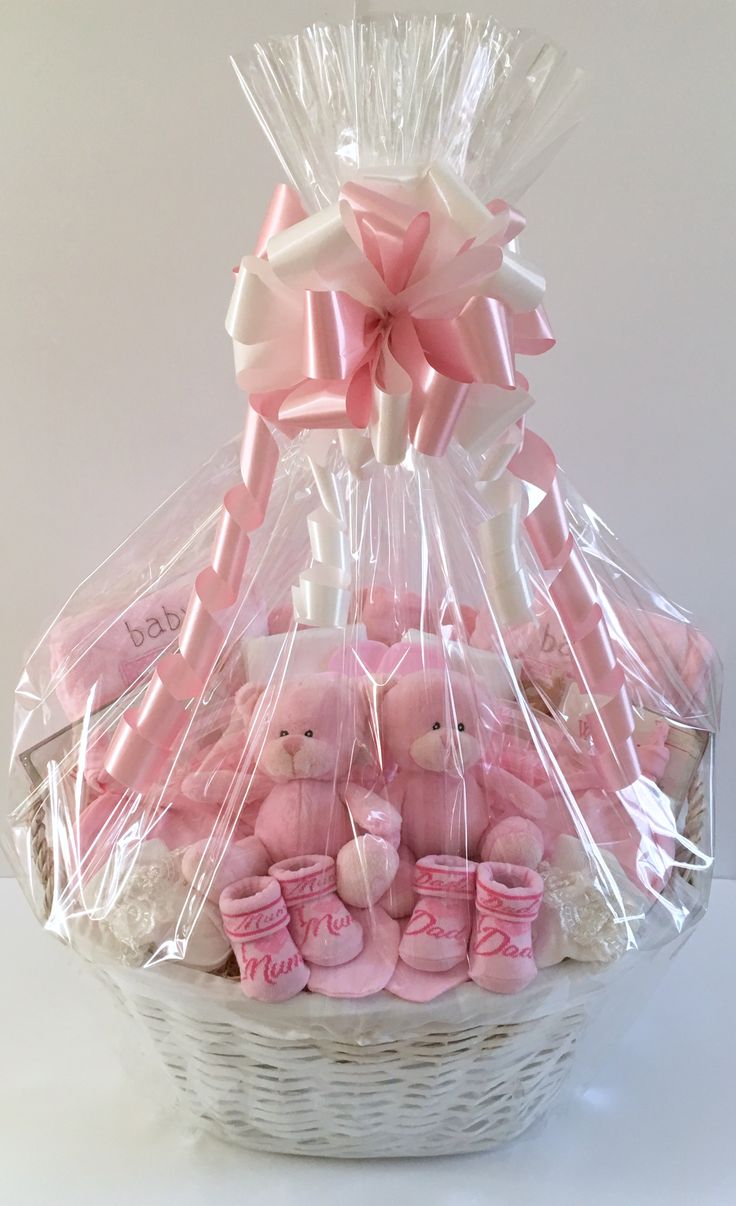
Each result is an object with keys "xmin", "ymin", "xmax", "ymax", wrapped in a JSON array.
[
  {"xmin": 376, "ymin": 640, "xmax": 448, "ymax": 681},
  {"xmin": 234, "ymin": 682, "xmax": 264, "ymax": 724},
  {"xmin": 326, "ymin": 640, "xmax": 389, "ymax": 678},
  {"xmin": 367, "ymin": 674, "xmax": 407, "ymax": 718}
]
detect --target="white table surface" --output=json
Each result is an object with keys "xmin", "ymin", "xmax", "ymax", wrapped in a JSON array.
[{"xmin": 1, "ymin": 877, "xmax": 734, "ymax": 1206}]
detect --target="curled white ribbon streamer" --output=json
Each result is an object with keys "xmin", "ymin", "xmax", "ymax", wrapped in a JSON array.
[
  {"xmin": 371, "ymin": 344, "xmax": 412, "ymax": 465},
  {"xmin": 339, "ymin": 429, "xmax": 374, "ymax": 476},
  {"xmin": 292, "ymin": 432, "xmax": 352, "ymax": 627},
  {"xmin": 456, "ymin": 387, "xmax": 535, "ymax": 628},
  {"xmin": 477, "ymin": 473, "xmax": 534, "ymax": 627},
  {"xmin": 371, "ymin": 384, "xmax": 410, "ymax": 465}
]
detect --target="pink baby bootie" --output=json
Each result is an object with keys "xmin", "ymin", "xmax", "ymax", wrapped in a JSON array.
[
  {"xmin": 269, "ymin": 854, "xmax": 364, "ymax": 967},
  {"xmin": 469, "ymin": 862, "xmax": 543, "ymax": 994},
  {"xmin": 399, "ymin": 855, "xmax": 477, "ymax": 973},
  {"xmin": 220, "ymin": 876, "xmax": 309, "ymax": 1003}
]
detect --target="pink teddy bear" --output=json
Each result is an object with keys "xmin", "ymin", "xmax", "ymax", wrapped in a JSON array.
[
  {"xmin": 379, "ymin": 667, "xmax": 546, "ymax": 917},
  {"xmin": 182, "ymin": 673, "xmax": 401, "ymax": 908}
]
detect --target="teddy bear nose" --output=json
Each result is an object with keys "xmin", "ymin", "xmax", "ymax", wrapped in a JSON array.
[{"xmin": 281, "ymin": 736, "xmax": 302, "ymax": 756}]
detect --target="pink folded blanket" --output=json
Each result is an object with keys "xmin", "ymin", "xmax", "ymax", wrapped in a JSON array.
[
  {"xmin": 48, "ymin": 576, "xmax": 195, "ymax": 721},
  {"xmin": 473, "ymin": 601, "xmax": 717, "ymax": 726},
  {"xmin": 48, "ymin": 575, "xmax": 266, "ymax": 722}
]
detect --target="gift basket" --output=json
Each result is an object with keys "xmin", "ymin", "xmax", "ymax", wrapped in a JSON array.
[{"xmin": 5, "ymin": 5, "xmax": 721, "ymax": 1158}]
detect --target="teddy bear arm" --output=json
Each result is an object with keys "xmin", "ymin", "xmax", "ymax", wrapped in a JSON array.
[
  {"xmin": 476, "ymin": 762, "xmax": 548, "ymax": 822},
  {"xmin": 479, "ymin": 817, "xmax": 545, "ymax": 869},
  {"xmin": 181, "ymin": 834, "xmax": 270, "ymax": 902},
  {"xmin": 182, "ymin": 764, "xmax": 270, "ymax": 808},
  {"xmin": 336, "ymin": 835, "xmax": 401, "ymax": 908},
  {"xmin": 341, "ymin": 781, "xmax": 402, "ymax": 849},
  {"xmin": 334, "ymin": 783, "xmax": 403, "ymax": 908}
]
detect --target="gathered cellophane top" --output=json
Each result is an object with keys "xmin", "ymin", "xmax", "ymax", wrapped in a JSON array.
[
  {"xmin": 234, "ymin": 10, "xmax": 585, "ymax": 211},
  {"xmin": 5, "ymin": 11, "xmax": 719, "ymax": 1032}
]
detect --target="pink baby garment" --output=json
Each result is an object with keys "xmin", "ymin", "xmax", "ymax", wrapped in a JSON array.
[
  {"xmin": 220, "ymin": 875, "xmax": 309, "ymax": 1002},
  {"xmin": 269, "ymin": 854, "xmax": 364, "ymax": 966},
  {"xmin": 307, "ymin": 906, "xmax": 400, "ymax": 998},
  {"xmin": 48, "ymin": 575, "xmax": 266, "ymax": 721}
]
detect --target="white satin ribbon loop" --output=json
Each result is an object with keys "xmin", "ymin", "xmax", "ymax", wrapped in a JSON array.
[
  {"xmin": 477, "ymin": 423, "xmax": 525, "ymax": 484},
  {"xmin": 292, "ymin": 565, "xmax": 351, "ymax": 628},
  {"xmin": 371, "ymin": 344, "xmax": 412, "ymax": 465},
  {"xmin": 303, "ymin": 428, "xmax": 337, "ymax": 467},
  {"xmin": 477, "ymin": 477, "xmax": 523, "ymax": 542},
  {"xmin": 456, "ymin": 385, "xmax": 530, "ymax": 460},
  {"xmin": 339, "ymin": 429, "xmax": 374, "ymax": 475},
  {"xmin": 421, "ymin": 162, "xmax": 505, "ymax": 240},
  {"xmin": 226, "ymin": 256, "xmax": 296, "ymax": 343},
  {"xmin": 228, "ymin": 256, "xmax": 304, "ymax": 390},
  {"xmin": 267, "ymin": 201, "xmax": 389, "ymax": 308},
  {"xmin": 308, "ymin": 507, "xmax": 349, "ymax": 569},
  {"xmin": 371, "ymin": 384, "xmax": 410, "ymax": 465},
  {"xmin": 488, "ymin": 249, "xmax": 546, "ymax": 314}
]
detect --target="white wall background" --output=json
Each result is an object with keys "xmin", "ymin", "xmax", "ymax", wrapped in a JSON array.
[{"xmin": 2, "ymin": 1, "xmax": 734, "ymax": 874}]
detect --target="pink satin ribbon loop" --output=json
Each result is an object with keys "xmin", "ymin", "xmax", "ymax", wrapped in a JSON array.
[
  {"xmin": 513, "ymin": 306, "xmax": 555, "ymax": 355},
  {"xmin": 279, "ymin": 379, "xmax": 353, "ymax": 430},
  {"xmin": 342, "ymin": 179, "xmax": 430, "ymax": 292},
  {"xmin": 303, "ymin": 290, "xmax": 373, "ymax": 381},
  {"xmin": 179, "ymin": 574, "xmax": 230, "ymax": 684},
  {"xmin": 487, "ymin": 198, "xmax": 527, "ymax": 243},
  {"xmin": 254, "ymin": 183, "xmax": 307, "ymax": 258},
  {"xmin": 345, "ymin": 362, "xmax": 374, "ymax": 430},
  {"xmin": 599, "ymin": 681, "xmax": 636, "ymax": 745},
  {"xmin": 154, "ymin": 652, "xmax": 202, "ymax": 702},
  {"xmin": 413, "ymin": 371, "xmax": 470, "ymax": 457},
  {"xmin": 195, "ymin": 564, "xmax": 238, "ymax": 612},
  {"xmin": 388, "ymin": 312, "xmax": 470, "ymax": 456},
  {"xmin": 574, "ymin": 615, "xmax": 618, "ymax": 686},
  {"xmin": 413, "ymin": 296, "xmax": 515, "ymax": 389},
  {"xmin": 248, "ymin": 390, "xmax": 292, "ymax": 427}
]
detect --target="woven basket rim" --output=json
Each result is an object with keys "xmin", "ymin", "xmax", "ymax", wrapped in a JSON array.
[{"xmin": 99, "ymin": 948, "xmax": 632, "ymax": 1042}]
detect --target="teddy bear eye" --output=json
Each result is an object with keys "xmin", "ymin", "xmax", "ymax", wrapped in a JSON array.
[
  {"xmin": 432, "ymin": 721, "xmax": 441, "ymax": 731},
  {"xmin": 279, "ymin": 730, "xmax": 289, "ymax": 737},
  {"xmin": 304, "ymin": 729, "xmax": 314, "ymax": 738},
  {"xmin": 457, "ymin": 722, "xmax": 465, "ymax": 732}
]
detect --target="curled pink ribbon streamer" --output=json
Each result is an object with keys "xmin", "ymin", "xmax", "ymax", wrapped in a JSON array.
[
  {"xmin": 105, "ymin": 405, "xmax": 278, "ymax": 790},
  {"xmin": 509, "ymin": 428, "xmax": 640, "ymax": 789}
]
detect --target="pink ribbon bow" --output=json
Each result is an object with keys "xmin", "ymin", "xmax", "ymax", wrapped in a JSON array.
[{"xmin": 226, "ymin": 166, "xmax": 553, "ymax": 462}]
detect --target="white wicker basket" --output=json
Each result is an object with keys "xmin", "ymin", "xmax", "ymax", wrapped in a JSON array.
[
  {"xmin": 100, "ymin": 958, "xmax": 612, "ymax": 1157},
  {"xmin": 28, "ymin": 776, "xmax": 707, "ymax": 1157}
]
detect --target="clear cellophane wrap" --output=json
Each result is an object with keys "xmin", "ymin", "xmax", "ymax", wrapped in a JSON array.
[{"xmin": 5, "ymin": 10, "xmax": 720, "ymax": 1031}]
